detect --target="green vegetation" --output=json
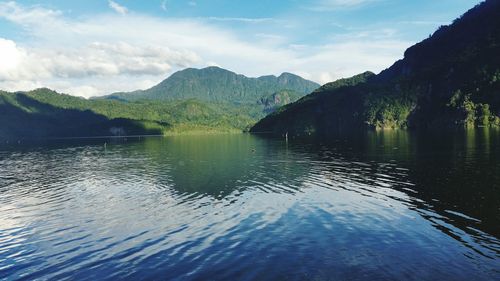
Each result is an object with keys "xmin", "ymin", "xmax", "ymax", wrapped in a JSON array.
[
  {"xmin": 364, "ymin": 94, "xmax": 415, "ymax": 129},
  {"xmin": 0, "ymin": 89, "xmax": 258, "ymax": 138},
  {"xmin": 257, "ymin": 89, "xmax": 303, "ymax": 114},
  {"xmin": 251, "ymin": 0, "xmax": 500, "ymax": 136},
  {"xmin": 447, "ymin": 90, "xmax": 500, "ymax": 127},
  {"xmin": 103, "ymin": 66, "xmax": 319, "ymax": 104},
  {"xmin": 5, "ymin": 1, "xmax": 500, "ymax": 139},
  {"xmin": 0, "ymin": 67, "xmax": 319, "ymax": 139},
  {"xmin": 0, "ymin": 90, "xmax": 163, "ymax": 139},
  {"xmin": 312, "ymin": 71, "xmax": 375, "ymax": 93}
]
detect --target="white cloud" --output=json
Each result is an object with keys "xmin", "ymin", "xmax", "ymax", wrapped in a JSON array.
[
  {"xmin": 108, "ymin": 0, "xmax": 128, "ymax": 15},
  {"xmin": 0, "ymin": 1, "xmax": 61, "ymax": 24},
  {"xmin": 0, "ymin": 1, "xmax": 411, "ymax": 96},
  {"xmin": 188, "ymin": 1, "xmax": 197, "ymax": 7},
  {"xmin": 319, "ymin": 72, "xmax": 334, "ymax": 84},
  {"xmin": 0, "ymin": 39, "xmax": 199, "ymax": 79},
  {"xmin": 205, "ymin": 62, "xmax": 222, "ymax": 69},
  {"xmin": 0, "ymin": 38, "xmax": 25, "ymax": 74},
  {"xmin": 291, "ymin": 39, "xmax": 409, "ymax": 83}
]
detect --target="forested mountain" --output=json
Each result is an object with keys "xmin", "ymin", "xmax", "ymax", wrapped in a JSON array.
[
  {"xmin": 0, "ymin": 89, "xmax": 255, "ymax": 139},
  {"xmin": 257, "ymin": 89, "xmax": 303, "ymax": 114},
  {"xmin": 0, "ymin": 90, "xmax": 156, "ymax": 138},
  {"xmin": 0, "ymin": 68, "xmax": 318, "ymax": 139},
  {"xmin": 102, "ymin": 66, "xmax": 319, "ymax": 104},
  {"xmin": 251, "ymin": 0, "xmax": 500, "ymax": 136},
  {"xmin": 4, "ymin": 1, "xmax": 499, "ymax": 139}
]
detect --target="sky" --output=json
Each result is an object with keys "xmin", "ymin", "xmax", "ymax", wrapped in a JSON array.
[{"xmin": 0, "ymin": 0, "xmax": 484, "ymax": 98}]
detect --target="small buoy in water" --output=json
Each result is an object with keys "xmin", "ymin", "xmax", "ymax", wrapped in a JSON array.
[{"xmin": 251, "ymin": 148, "xmax": 256, "ymax": 153}]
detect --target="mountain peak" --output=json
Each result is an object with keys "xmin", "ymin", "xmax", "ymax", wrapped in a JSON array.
[
  {"xmin": 197, "ymin": 66, "xmax": 231, "ymax": 73},
  {"xmin": 104, "ymin": 66, "xmax": 320, "ymax": 103},
  {"xmin": 279, "ymin": 72, "xmax": 300, "ymax": 78}
]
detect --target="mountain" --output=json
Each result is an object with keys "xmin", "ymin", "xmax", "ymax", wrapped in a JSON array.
[
  {"xmin": 0, "ymin": 89, "xmax": 256, "ymax": 139},
  {"xmin": 0, "ymin": 90, "xmax": 161, "ymax": 139},
  {"xmin": 257, "ymin": 89, "xmax": 303, "ymax": 114},
  {"xmin": 0, "ymin": 68, "xmax": 319, "ymax": 139},
  {"xmin": 102, "ymin": 66, "xmax": 319, "ymax": 105},
  {"xmin": 251, "ymin": 0, "xmax": 500, "ymax": 136}
]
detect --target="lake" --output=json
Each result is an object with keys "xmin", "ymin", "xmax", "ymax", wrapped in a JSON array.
[{"xmin": 0, "ymin": 130, "xmax": 499, "ymax": 280}]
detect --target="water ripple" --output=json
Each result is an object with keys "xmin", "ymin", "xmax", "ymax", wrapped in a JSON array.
[{"xmin": 0, "ymin": 134, "xmax": 499, "ymax": 280}]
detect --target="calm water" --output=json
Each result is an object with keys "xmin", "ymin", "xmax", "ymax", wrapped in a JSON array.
[{"xmin": 0, "ymin": 130, "xmax": 499, "ymax": 280}]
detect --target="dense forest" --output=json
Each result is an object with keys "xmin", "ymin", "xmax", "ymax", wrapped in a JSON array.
[
  {"xmin": 0, "ymin": 90, "xmax": 160, "ymax": 138},
  {"xmin": 0, "ymin": 67, "xmax": 319, "ymax": 139},
  {"xmin": 102, "ymin": 66, "xmax": 319, "ymax": 104},
  {"xmin": 251, "ymin": 0, "xmax": 500, "ymax": 136},
  {"xmin": 2, "ymin": 1, "xmax": 500, "ymax": 139},
  {"xmin": 0, "ymin": 89, "xmax": 254, "ymax": 139}
]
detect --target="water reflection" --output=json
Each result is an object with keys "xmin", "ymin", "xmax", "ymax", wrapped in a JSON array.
[
  {"xmin": 137, "ymin": 135, "xmax": 307, "ymax": 197},
  {"xmin": 0, "ymin": 131, "xmax": 499, "ymax": 280},
  {"xmin": 289, "ymin": 130, "xmax": 500, "ymax": 259},
  {"xmin": 360, "ymin": 129, "xmax": 500, "ymax": 237}
]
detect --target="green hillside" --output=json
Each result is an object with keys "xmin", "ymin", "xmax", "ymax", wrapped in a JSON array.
[
  {"xmin": 251, "ymin": 0, "xmax": 500, "ymax": 136},
  {"xmin": 257, "ymin": 89, "xmax": 304, "ymax": 114},
  {"xmin": 0, "ymin": 66, "xmax": 319, "ymax": 139},
  {"xmin": 0, "ymin": 90, "xmax": 159, "ymax": 138},
  {"xmin": 103, "ymin": 66, "xmax": 319, "ymax": 104},
  {"xmin": 0, "ymin": 89, "xmax": 257, "ymax": 139}
]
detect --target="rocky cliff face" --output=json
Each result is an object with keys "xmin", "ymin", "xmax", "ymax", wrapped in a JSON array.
[{"xmin": 258, "ymin": 90, "xmax": 302, "ymax": 114}]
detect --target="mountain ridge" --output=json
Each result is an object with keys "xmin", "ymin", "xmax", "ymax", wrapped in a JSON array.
[
  {"xmin": 102, "ymin": 66, "xmax": 320, "ymax": 104},
  {"xmin": 251, "ymin": 0, "xmax": 500, "ymax": 136},
  {"xmin": 0, "ymin": 64, "xmax": 322, "ymax": 139}
]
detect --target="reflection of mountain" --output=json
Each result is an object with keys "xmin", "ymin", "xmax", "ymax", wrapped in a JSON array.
[
  {"xmin": 1, "ymin": 133, "xmax": 498, "ymax": 279},
  {"xmin": 137, "ymin": 135, "xmax": 309, "ymax": 198},
  {"xmin": 361, "ymin": 129, "xmax": 500, "ymax": 237},
  {"xmin": 275, "ymin": 129, "xmax": 500, "ymax": 255}
]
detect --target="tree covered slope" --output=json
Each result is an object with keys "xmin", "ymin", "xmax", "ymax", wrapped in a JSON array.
[
  {"xmin": 0, "ymin": 90, "xmax": 162, "ymax": 138},
  {"xmin": 103, "ymin": 66, "xmax": 319, "ymax": 104},
  {"xmin": 251, "ymin": 0, "xmax": 500, "ymax": 136},
  {"xmin": 0, "ymin": 89, "xmax": 256, "ymax": 139},
  {"xmin": 0, "ymin": 68, "xmax": 319, "ymax": 138}
]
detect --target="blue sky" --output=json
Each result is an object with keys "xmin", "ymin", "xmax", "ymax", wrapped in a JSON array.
[{"xmin": 0, "ymin": 0, "xmax": 484, "ymax": 97}]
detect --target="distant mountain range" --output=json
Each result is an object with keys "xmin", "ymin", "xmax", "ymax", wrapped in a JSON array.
[
  {"xmin": 102, "ymin": 66, "xmax": 319, "ymax": 105},
  {"xmin": 251, "ymin": 0, "xmax": 500, "ymax": 136},
  {"xmin": 0, "ymin": 68, "xmax": 319, "ymax": 139},
  {"xmin": 2, "ymin": 1, "xmax": 498, "ymax": 140}
]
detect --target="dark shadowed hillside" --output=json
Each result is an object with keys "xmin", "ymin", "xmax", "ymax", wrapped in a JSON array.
[
  {"xmin": 0, "ymin": 89, "xmax": 259, "ymax": 139},
  {"xmin": 0, "ymin": 91, "xmax": 163, "ymax": 139},
  {"xmin": 0, "ymin": 50, "xmax": 320, "ymax": 140},
  {"xmin": 251, "ymin": 0, "xmax": 500, "ymax": 136}
]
